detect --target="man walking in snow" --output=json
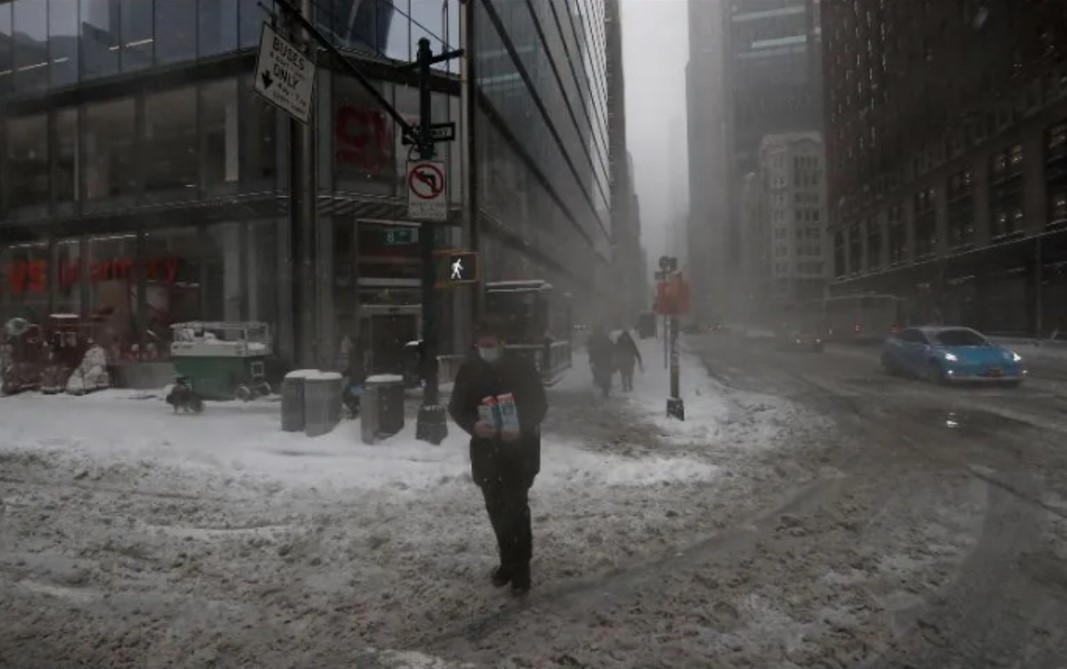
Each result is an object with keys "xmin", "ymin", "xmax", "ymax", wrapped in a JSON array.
[{"xmin": 449, "ymin": 317, "xmax": 547, "ymax": 595}]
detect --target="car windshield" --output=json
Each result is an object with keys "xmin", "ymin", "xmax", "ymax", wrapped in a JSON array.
[
  {"xmin": 934, "ymin": 329, "xmax": 989, "ymax": 347},
  {"xmin": 3, "ymin": 1, "xmax": 1066, "ymax": 668}
]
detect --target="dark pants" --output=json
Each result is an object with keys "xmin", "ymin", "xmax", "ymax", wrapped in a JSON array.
[
  {"xmin": 619, "ymin": 360, "xmax": 635, "ymax": 392},
  {"xmin": 479, "ymin": 474, "xmax": 533, "ymax": 576}
]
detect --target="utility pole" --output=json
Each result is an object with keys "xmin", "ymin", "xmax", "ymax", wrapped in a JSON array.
[
  {"xmin": 287, "ymin": 0, "xmax": 315, "ymax": 369},
  {"xmin": 414, "ymin": 37, "xmax": 463, "ymax": 445}
]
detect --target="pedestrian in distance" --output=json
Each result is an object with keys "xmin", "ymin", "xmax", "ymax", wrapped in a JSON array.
[
  {"xmin": 586, "ymin": 324, "xmax": 615, "ymax": 398},
  {"xmin": 614, "ymin": 329, "xmax": 643, "ymax": 392},
  {"xmin": 448, "ymin": 317, "xmax": 547, "ymax": 595}
]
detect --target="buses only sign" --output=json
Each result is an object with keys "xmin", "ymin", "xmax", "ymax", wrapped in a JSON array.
[{"xmin": 253, "ymin": 24, "xmax": 316, "ymax": 124}]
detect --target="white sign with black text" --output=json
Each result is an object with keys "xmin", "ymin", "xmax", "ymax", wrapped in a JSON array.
[
  {"xmin": 253, "ymin": 24, "xmax": 315, "ymax": 124},
  {"xmin": 407, "ymin": 161, "xmax": 448, "ymax": 221}
]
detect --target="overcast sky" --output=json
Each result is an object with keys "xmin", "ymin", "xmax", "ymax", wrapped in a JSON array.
[{"xmin": 621, "ymin": 0, "xmax": 690, "ymax": 263}]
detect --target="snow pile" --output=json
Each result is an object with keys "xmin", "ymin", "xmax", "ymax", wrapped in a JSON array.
[{"xmin": 0, "ymin": 390, "xmax": 719, "ymax": 496}]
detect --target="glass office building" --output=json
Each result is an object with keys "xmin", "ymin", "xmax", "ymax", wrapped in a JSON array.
[
  {"xmin": 471, "ymin": 0, "xmax": 613, "ymax": 319},
  {"xmin": 0, "ymin": 0, "xmax": 461, "ymax": 372}
]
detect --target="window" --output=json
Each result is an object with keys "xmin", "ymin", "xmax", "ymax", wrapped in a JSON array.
[
  {"xmin": 156, "ymin": 0, "xmax": 197, "ymax": 64},
  {"xmin": 121, "ymin": 0, "xmax": 154, "ymax": 71},
  {"xmin": 888, "ymin": 204, "xmax": 905, "ymax": 265},
  {"xmin": 849, "ymin": 224, "xmax": 861, "ymax": 274},
  {"xmin": 866, "ymin": 218, "xmax": 882, "ymax": 271},
  {"xmin": 201, "ymin": 78, "xmax": 240, "ymax": 189},
  {"xmin": 239, "ymin": 0, "xmax": 263, "ymax": 47},
  {"xmin": 80, "ymin": 0, "xmax": 119, "ymax": 79},
  {"xmin": 145, "ymin": 86, "xmax": 199, "ymax": 195},
  {"xmin": 0, "ymin": 2, "xmax": 11, "ymax": 94},
  {"xmin": 55, "ymin": 108, "xmax": 79, "ymax": 204},
  {"xmin": 13, "ymin": 0, "xmax": 49, "ymax": 91},
  {"xmin": 990, "ymin": 147, "xmax": 1023, "ymax": 237},
  {"xmin": 84, "ymin": 98, "xmax": 137, "ymax": 200},
  {"xmin": 914, "ymin": 188, "xmax": 937, "ymax": 258},
  {"xmin": 199, "ymin": 0, "xmax": 239, "ymax": 56},
  {"xmin": 7, "ymin": 114, "xmax": 49, "ymax": 210},
  {"xmin": 934, "ymin": 329, "xmax": 988, "ymax": 347},
  {"xmin": 947, "ymin": 169, "xmax": 975, "ymax": 248},
  {"xmin": 240, "ymin": 73, "xmax": 277, "ymax": 187},
  {"xmin": 830, "ymin": 230, "xmax": 843, "ymax": 277},
  {"xmin": 1046, "ymin": 121, "xmax": 1067, "ymax": 227},
  {"xmin": 49, "ymin": 0, "xmax": 80, "ymax": 87}
]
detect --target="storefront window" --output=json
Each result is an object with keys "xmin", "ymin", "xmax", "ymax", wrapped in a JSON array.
[
  {"xmin": 240, "ymin": 74, "xmax": 277, "ymax": 188},
  {"xmin": 333, "ymin": 74, "xmax": 395, "ymax": 195},
  {"xmin": 49, "ymin": 0, "xmax": 80, "ymax": 87},
  {"xmin": 1, "ymin": 243, "xmax": 50, "ymax": 324},
  {"xmin": 0, "ymin": 2, "xmax": 12, "ymax": 94},
  {"xmin": 155, "ymin": 0, "xmax": 196, "ymax": 65},
  {"xmin": 199, "ymin": 0, "xmax": 238, "ymax": 57},
  {"xmin": 53, "ymin": 238, "xmax": 84, "ymax": 316},
  {"xmin": 55, "ymin": 108, "xmax": 79, "ymax": 205},
  {"xmin": 8, "ymin": 114, "xmax": 49, "ymax": 210},
  {"xmin": 201, "ymin": 78, "xmax": 240, "ymax": 190},
  {"xmin": 120, "ymin": 0, "xmax": 154, "ymax": 72},
  {"xmin": 144, "ymin": 86, "xmax": 198, "ymax": 196},
  {"xmin": 84, "ymin": 98, "xmax": 137, "ymax": 201},
  {"xmin": 13, "ymin": 0, "xmax": 49, "ymax": 91},
  {"xmin": 80, "ymin": 0, "xmax": 120, "ymax": 80},
  {"xmin": 142, "ymin": 227, "xmax": 214, "ymax": 348}
]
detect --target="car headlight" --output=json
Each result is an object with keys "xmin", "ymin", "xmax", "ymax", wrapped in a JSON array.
[
  {"xmin": 943, "ymin": 352, "xmax": 958, "ymax": 362},
  {"xmin": 1012, "ymin": 351, "xmax": 1022, "ymax": 363}
]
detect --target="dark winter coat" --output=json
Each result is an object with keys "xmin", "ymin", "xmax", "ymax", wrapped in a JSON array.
[
  {"xmin": 587, "ymin": 332, "xmax": 615, "ymax": 372},
  {"xmin": 448, "ymin": 351, "xmax": 548, "ymax": 487},
  {"xmin": 614, "ymin": 331, "xmax": 643, "ymax": 368}
]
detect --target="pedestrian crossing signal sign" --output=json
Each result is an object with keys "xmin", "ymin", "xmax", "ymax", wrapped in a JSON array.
[{"xmin": 433, "ymin": 249, "xmax": 479, "ymax": 288}]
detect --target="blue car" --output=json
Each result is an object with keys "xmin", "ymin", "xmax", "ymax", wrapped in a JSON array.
[{"xmin": 881, "ymin": 326, "xmax": 1027, "ymax": 385}]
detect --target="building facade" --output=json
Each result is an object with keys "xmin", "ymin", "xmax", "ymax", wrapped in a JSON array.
[
  {"xmin": 0, "ymin": 0, "xmax": 468, "ymax": 374},
  {"xmin": 687, "ymin": 0, "xmax": 823, "ymax": 323},
  {"xmin": 823, "ymin": 0, "xmax": 1067, "ymax": 337},
  {"xmin": 469, "ymin": 0, "xmax": 615, "ymax": 330}
]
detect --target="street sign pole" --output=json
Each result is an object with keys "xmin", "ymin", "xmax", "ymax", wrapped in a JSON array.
[
  {"xmin": 415, "ymin": 38, "xmax": 463, "ymax": 446},
  {"xmin": 667, "ymin": 314, "xmax": 684, "ymax": 420},
  {"xmin": 286, "ymin": 0, "xmax": 315, "ymax": 368}
]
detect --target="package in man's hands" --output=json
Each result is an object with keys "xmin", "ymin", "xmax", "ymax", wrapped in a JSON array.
[
  {"xmin": 497, "ymin": 393, "xmax": 520, "ymax": 434},
  {"xmin": 478, "ymin": 396, "xmax": 501, "ymax": 430}
]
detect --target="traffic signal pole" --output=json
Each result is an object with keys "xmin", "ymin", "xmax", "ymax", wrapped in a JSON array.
[
  {"xmin": 263, "ymin": 2, "xmax": 460, "ymax": 444},
  {"xmin": 414, "ymin": 38, "xmax": 462, "ymax": 445}
]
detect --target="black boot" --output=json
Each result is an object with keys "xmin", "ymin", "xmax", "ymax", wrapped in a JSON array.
[
  {"xmin": 490, "ymin": 566, "xmax": 511, "ymax": 588},
  {"xmin": 510, "ymin": 566, "xmax": 531, "ymax": 595}
]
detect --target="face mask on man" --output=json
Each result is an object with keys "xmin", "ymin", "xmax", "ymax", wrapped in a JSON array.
[{"xmin": 478, "ymin": 346, "xmax": 502, "ymax": 364}]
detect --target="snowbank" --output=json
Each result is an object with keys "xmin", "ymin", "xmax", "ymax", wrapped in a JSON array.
[{"xmin": 0, "ymin": 389, "xmax": 718, "ymax": 496}]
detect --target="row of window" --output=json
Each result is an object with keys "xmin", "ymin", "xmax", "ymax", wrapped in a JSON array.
[{"xmin": 0, "ymin": 0, "xmax": 461, "ymax": 94}]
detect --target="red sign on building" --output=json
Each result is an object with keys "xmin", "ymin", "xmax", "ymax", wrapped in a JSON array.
[{"xmin": 4, "ymin": 257, "xmax": 180, "ymax": 296}]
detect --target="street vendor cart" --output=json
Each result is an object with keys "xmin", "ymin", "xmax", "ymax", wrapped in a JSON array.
[{"xmin": 169, "ymin": 322, "xmax": 274, "ymax": 401}]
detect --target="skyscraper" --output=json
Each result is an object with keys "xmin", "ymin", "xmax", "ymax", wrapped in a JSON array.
[{"xmin": 687, "ymin": 0, "xmax": 823, "ymax": 322}]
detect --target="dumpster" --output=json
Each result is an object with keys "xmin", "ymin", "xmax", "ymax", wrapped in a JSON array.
[
  {"xmin": 281, "ymin": 369, "xmax": 316, "ymax": 432},
  {"xmin": 361, "ymin": 374, "xmax": 405, "ymax": 444},
  {"xmin": 304, "ymin": 371, "xmax": 343, "ymax": 437}
]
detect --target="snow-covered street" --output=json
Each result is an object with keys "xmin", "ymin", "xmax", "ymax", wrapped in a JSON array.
[{"xmin": 0, "ymin": 338, "xmax": 834, "ymax": 668}]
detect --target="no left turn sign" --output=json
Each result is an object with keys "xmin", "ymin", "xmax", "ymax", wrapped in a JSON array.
[{"xmin": 407, "ymin": 160, "xmax": 447, "ymax": 221}]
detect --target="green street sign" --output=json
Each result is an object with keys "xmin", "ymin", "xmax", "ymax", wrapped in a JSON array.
[{"xmin": 384, "ymin": 228, "xmax": 418, "ymax": 246}]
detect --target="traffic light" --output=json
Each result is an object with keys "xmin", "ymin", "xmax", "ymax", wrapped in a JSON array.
[{"xmin": 433, "ymin": 250, "xmax": 479, "ymax": 287}]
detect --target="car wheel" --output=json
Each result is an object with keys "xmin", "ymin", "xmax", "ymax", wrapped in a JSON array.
[{"xmin": 925, "ymin": 361, "xmax": 946, "ymax": 385}]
